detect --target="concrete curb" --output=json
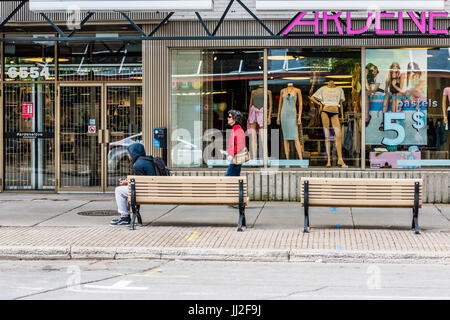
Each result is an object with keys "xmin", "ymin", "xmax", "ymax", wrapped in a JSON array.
[
  {"xmin": 0, "ymin": 246, "xmax": 71, "ymax": 260},
  {"xmin": 0, "ymin": 245, "xmax": 448, "ymax": 263}
]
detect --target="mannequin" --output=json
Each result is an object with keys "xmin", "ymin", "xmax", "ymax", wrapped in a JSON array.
[
  {"xmin": 248, "ymin": 84, "xmax": 272, "ymax": 159},
  {"xmin": 310, "ymin": 80, "xmax": 348, "ymax": 168},
  {"xmin": 306, "ymin": 71, "xmax": 321, "ymax": 128},
  {"xmin": 443, "ymin": 87, "xmax": 450, "ymax": 127},
  {"xmin": 351, "ymin": 63, "xmax": 362, "ymax": 114},
  {"xmin": 276, "ymin": 83, "xmax": 303, "ymax": 160}
]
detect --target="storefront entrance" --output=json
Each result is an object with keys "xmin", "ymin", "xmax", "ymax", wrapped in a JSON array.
[
  {"xmin": 3, "ymin": 83, "xmax": 55, "ymax": 190},
  {"xmin": 58, "ymin": 84, "xmax": 142, "ymax": 191}
]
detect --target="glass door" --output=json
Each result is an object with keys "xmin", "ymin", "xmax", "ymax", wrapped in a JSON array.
[
  {"xmin": 59, "ymin": 85, "xmax": 103, "ymax": 190},
  {"xmin": 106, "ymin": 85, "xmax": 142, "ymax": 188},
  {"xmin": 3, "ymin": 83, "xmax": 55, "ymax": 190}
]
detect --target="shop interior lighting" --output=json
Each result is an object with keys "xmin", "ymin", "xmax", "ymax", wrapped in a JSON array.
[
  {"xmin": 267, "ymin": 56, "xmax": 296, "ymax": 60},
  {"xmin": 325, "ymin": 75, "xmax": 353, "ymax": 79},
  {"xmin": 282, "ymin": 77, "xmax": 311, "ymax": 80},
  {"xmin": 324, "ymin": 81, "xmax": 351, "ymax": 84}
]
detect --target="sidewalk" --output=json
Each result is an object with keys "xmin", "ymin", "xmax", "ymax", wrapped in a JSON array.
[{"xmin": 0, "ymin": 193, "xmax": 449, "ymax": 263}]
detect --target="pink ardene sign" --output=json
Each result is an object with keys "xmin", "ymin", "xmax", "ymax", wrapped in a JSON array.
[{"xmin": 282, "ymin": 12, "xmax": 449, "ymax": 35}]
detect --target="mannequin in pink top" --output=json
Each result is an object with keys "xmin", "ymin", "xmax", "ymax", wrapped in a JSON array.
[{"xmin": 443, "ymin": 87, "xmax": 450, "ymax": 125}]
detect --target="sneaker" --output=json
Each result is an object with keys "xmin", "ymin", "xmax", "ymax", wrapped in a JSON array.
[
  {"xmin": 110, "ymin": 217, "xmax": 121, "ymax": 224},
  {"xmin": 110, "ymin": 216, "xmax": 131, "ymax": 226}
]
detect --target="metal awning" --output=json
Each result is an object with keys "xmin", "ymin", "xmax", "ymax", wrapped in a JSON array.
[{"xmin": 0, "ymin": 0, "xmax": 448, "ymax": 41}]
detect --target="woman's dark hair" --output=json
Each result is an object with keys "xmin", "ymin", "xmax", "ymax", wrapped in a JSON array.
[
  {"xmin": 228, "ymin": 109, "xmax": 245, "ymax": 127},
  {"xmin": 366, "ymin": 63, "xmax": 378, "ymax": 84}
]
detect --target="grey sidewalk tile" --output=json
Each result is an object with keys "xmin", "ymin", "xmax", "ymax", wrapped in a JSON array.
[
  {"xmin": 39, "ymin": 201, "xmax": 176, "ymax": 227},
  {"xmin": 436, "ymin": 205, "xmax": 450, "ymax": 222},
  {"xmin": 0, "ymin": 200, "xmax": 88, "ymax": 227},
  {"xmin": 150, "ymin": 204, "xmax": 262, "ymax": 228},
  {"xmin": 352, "ymin": 206, "xmax": 450, "ymax": 231},
  {"xmin": 304, "ymin": 206, "xmax": 353, "ymax": 229},
  {"xmin": 253, "ymin": 203, "xmax": 302, "ymax": 229},
  {"xmin": 0, "ymin": 193, "xmax": 114, "ymax": 201},
  {"xmin": 255, "ymin": 203, "xmax": 353, "ymax": 230}
]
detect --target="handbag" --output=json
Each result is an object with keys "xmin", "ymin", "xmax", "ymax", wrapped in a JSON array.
[{"xmin": 233, "ymin": 147, "xmax": 250, "ymax": 165}]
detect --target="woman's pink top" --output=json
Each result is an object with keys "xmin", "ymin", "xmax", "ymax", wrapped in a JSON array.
[{"xmin": 227, "ymin": 124, "xmax": 246, "ymax": 156}]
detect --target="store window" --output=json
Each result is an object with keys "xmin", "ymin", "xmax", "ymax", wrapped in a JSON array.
[
  {"xmin": 365, "ymin": 48, "xmax": 450, "ymax": 169},
  {"xmin": 267, "ymin": 49, "xmax": 362, "ymax": 168},
  {"xmin": 171, "ymin": 49, "xmax": 264, "ymax": 168},
  {"xmin": 4, "ymin": 39, "xmax": 55, "ymax": 81},
  {"xmin": 58, "ymin": 37, "xmax": 142, "ymax": 81}
]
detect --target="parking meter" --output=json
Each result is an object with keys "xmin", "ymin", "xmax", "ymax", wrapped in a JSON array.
[{"xmin": 154, "ymin": 127, "xmax": 168, "ymax": 164}]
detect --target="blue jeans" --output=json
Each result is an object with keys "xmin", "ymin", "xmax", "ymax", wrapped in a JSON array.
[{"xmin": 225, "ymin": 163, "xmax": 242, "ymax": 176}]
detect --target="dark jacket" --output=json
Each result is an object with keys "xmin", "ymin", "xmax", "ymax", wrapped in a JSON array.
[{"xmin": 127, "ymin": 143, "xmax": 156, "ymax": 176}]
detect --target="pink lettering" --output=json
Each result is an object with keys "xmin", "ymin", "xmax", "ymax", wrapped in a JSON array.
[
  {"xmin": 375, "ymin": 12, "xmax": 395, "ymax": 34},
  {"xmin": 429, "ymin": 12, "xmax": 449, "ymax": 34},
  {"xmin": 398, "ymin": 12, "xmax": 403, "ymax": 34},
  {"xmin": 407, "ymin": 12, "xmax": 426, "ymax": 33},
  {"xmin": 323, "ymin": 12, "xmax": 343, "ymax": 35},
  {"xmin": 282, "ymin": 11, "xmax": 319, "ymax": 35},
  {"xmin": 346, "ymin": 12, "xmax": 373, "ymax": 34}
]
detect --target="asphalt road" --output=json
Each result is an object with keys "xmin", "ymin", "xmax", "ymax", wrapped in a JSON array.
[{"xmin": 0, "ymin": 259, "xmax": 449, "ymax": 301}]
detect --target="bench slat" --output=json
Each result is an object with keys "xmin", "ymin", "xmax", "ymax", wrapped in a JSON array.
[
  {"xmin": 129, "ymin": 176, "xmax": 247, "ymax": 183},
  {"xmin": 300, "ymin": 178, "xmax": 421, "ymax": 186},
  {"xmin": 303, "ymin": 199, "xmax": 417, "ymax": 207},
  {"xmin": 134, "ymin": 196, "xmax": 250, "ymax": 205}
]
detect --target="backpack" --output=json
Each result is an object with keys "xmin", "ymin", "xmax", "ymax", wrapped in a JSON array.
[{"xmin": 138, "ymin": 156, "xmax": 171, "ymax": 176}]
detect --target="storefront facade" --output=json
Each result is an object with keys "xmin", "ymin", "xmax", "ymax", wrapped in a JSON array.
[
  {"xmin": 1, "ymin": 1, "xmax": 449, "ymax": 202},
  {"xmin": 0, "ymin": 34, "xmax": 143, "ymax": 192}
]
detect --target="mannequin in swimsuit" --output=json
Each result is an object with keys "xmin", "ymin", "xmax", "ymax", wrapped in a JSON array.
[
  {"xmin": 276, "ymin": 83, "xmax": 303, "ymax": 160},
  {"xmin": 310, "ymin": 80, "xmax": 348, "ymax": 168}
]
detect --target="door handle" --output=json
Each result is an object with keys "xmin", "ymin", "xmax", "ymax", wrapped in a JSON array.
[
  {"xmin": 105, "ymin": 129, "xmax": 110, "ymax": 144},
  {"xmin": 98, "ymin": 129, "xmax": 104, "ymax": 144}
]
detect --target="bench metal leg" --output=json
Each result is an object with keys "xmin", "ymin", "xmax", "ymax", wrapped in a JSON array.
[
  {"xmin": 130, "ymin": 211, "xmax": 137, "ymax": 231},
  {"xmin": 136, "ymin": 204, "xmax": 143, "ymax": 226},
  {"xmin": 237, "ymin": 209, "xmax": 244, "ymax": 232},
  {"xmin": 303, "ymin": 180, "xmax": 310, "ymax": 233},
  {"xmin": 237, "ymin": 179, "xmax": 245, "ymax": 231},
  {"xmin": 412, "ymin": 182, "xmax": 420, "ymax": 234},
  {"xmin": 129, "ymin": 178, "xmax": 138, "ymax": 231}
]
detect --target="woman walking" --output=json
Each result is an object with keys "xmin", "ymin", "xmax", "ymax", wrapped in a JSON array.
[{"xmin": 226, "ymin": 110, "xmax": 248, "ymax": 176}]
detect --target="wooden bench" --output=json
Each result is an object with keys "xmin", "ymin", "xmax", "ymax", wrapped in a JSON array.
[
  {"xmin": 301, "ymin": 178, "xmax": 423, "ymax": 234},
  {"xmin": 127, "ymin": 176, "xmax": 249, "ymax": 231}
]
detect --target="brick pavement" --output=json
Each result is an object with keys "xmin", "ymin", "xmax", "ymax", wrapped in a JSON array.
[{"xmin": 0, "ymin": 225, "xmax": 448, "ymax": 262}]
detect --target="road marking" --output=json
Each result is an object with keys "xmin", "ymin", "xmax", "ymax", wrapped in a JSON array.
[
  {"xmin": 84, "ymin": 280, "xmax": 147, "ymax": 291},
  {"xmin": 185, "ymin": 231, "xmax": 201, "ymax": 242}
]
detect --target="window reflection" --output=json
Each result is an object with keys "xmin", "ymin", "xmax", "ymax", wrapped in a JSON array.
[{"xmin": 58, "ymin": 39, "xmax": 142, "ymax": 81}]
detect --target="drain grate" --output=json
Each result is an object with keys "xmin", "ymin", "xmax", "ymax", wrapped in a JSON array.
[{"xmin": 77, "ymin": 210, "xmax": 119, "ymax": 217}]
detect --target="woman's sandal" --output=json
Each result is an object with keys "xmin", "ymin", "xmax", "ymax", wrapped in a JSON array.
[
  {"xmin": 326, "ymin": 162, "xmax": 331, "ymax": 168},
  {"xmin": 337, "ymin": 161, "xmax": 348, "ymax": 168}
]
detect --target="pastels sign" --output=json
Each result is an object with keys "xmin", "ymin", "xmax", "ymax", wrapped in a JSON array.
[{"xmin": 282, "ymin": 12, "xmax": 449, "ymax": 35}]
